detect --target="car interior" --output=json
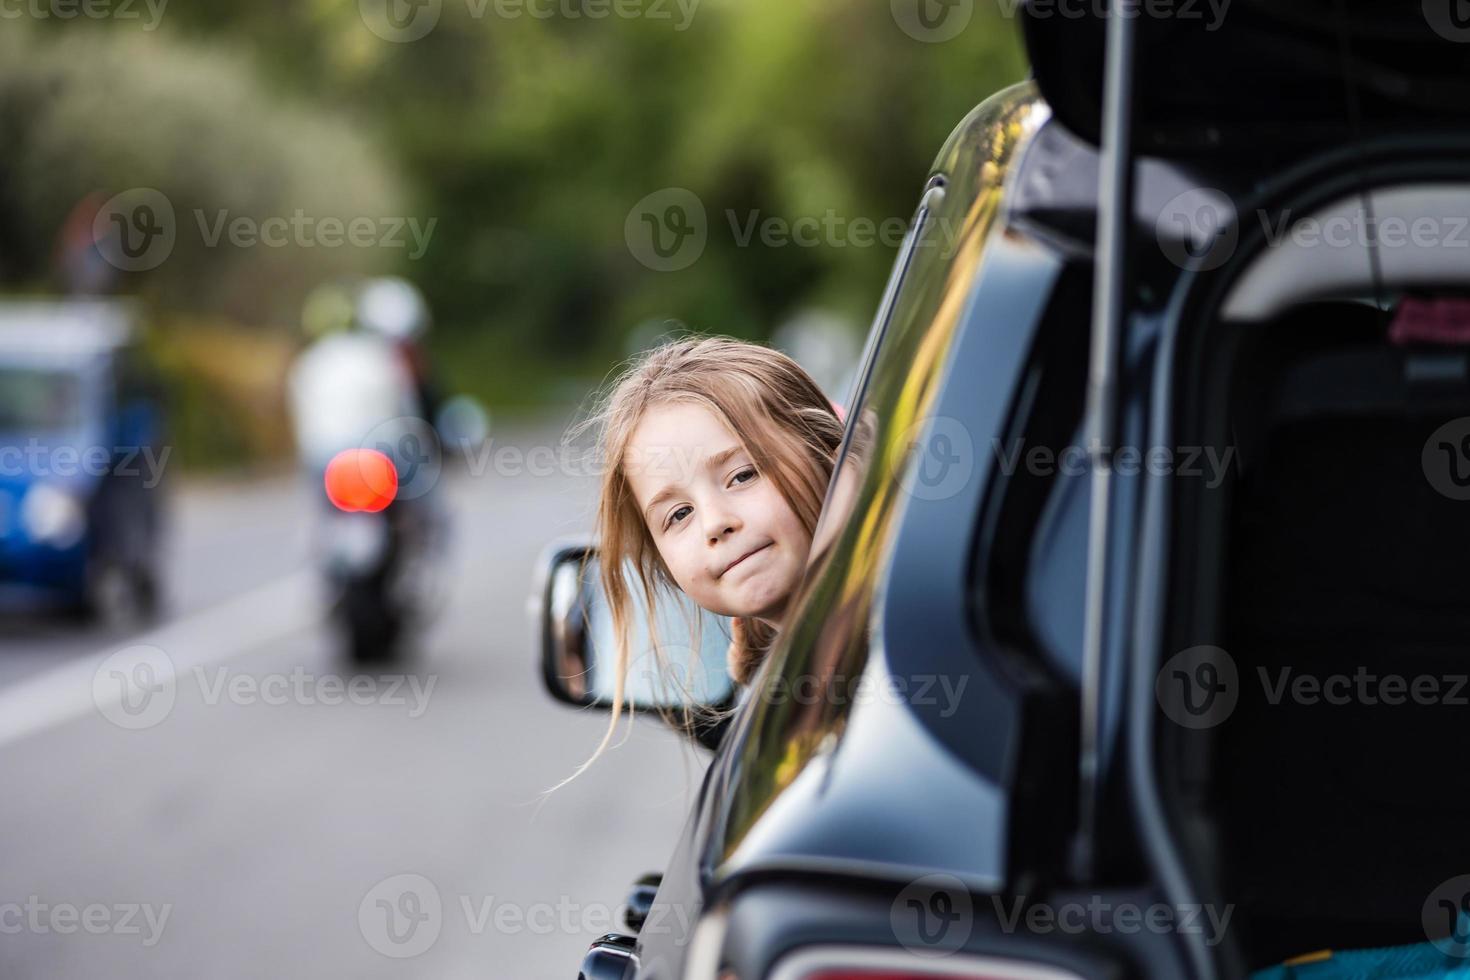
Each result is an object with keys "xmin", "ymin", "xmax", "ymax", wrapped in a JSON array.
[{"xmin": 1165, "ymin": 211, "xmax": 1470, "ymax": 969}]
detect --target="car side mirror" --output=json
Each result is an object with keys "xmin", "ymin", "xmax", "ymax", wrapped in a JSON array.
[{"xmin": 531, "ymin": 538, "xmax": 736, "ymax": 714}]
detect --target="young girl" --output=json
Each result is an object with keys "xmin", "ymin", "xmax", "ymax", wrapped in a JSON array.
[{"xmin": 576, "ymin": 335, "xmax": 844, "ymax": 761}]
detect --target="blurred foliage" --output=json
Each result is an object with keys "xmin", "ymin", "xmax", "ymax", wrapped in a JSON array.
[
  {"xmin": 0, "ymin": 22, "xmax": 406, "ymax": 324},
  {"xmin": 1, "ymin": 0, "xmax": 1026, "ymax": 426},
  {"xmin": 143, "ymin": 318, "xmax": 297, "ymax": 471}
]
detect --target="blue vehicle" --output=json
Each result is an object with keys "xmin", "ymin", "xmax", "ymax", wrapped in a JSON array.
[{"xmin": 0, "ymin": 301, "xmax": 166, "ymax": 621}]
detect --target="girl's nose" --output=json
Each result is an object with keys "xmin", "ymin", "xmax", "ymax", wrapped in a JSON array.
[{"xmin": 705, "ymin": 513, "xmax": 740, "ymax": 544}]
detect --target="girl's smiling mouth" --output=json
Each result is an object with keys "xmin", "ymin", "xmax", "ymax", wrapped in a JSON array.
[{"xmin": 720, "ymin": 542, "xmax": 772, "ymax": 578}]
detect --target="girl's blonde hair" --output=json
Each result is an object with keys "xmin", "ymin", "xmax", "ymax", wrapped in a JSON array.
[{"xmin": 569, "ymin": 335, "xmax": 843, "ymax": 774}]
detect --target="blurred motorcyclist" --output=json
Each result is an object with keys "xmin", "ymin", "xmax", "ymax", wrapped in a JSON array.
[
  {"xmin": 353, "ymin": 276, "xmax": 443, "ymax": 429},
  {"xmin": 286, "ymin": 277, "xmax": 448, "ymax": 664}
]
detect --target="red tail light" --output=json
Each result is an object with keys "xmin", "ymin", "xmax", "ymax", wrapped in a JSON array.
[{"xmin": 324, "ymin": 448, "xmax": 398, "ymax": 513}]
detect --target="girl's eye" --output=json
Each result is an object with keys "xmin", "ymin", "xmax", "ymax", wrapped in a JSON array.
[
  {"xmin": 665, "ymin": 505, "xmax": 693, "ymax": 529},
  {"xmin": 729, "ymin": 466, "xmax": 758, "ymax": 487}
]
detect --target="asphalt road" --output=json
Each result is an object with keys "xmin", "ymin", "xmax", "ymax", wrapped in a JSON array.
[{"xmin": 0, "ymin": 419, "xmax": 708, "ymax": 979}]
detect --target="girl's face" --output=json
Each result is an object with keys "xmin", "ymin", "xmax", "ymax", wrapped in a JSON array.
[{"xmin": 623, "ymin": 400, "xmax": 811, "ymax": 625}]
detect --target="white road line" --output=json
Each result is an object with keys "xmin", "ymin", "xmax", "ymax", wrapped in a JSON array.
[{"xmin": 0, "ymin": 569, "xmax": 323, "ymax": 749}]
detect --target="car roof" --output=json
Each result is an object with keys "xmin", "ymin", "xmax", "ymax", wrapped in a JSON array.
[{"xmin": 0, "ymin": 300, "xmax": 136, "ymax": 365}]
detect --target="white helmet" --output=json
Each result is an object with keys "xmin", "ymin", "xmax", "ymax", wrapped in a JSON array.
[{"xmin": 356, "ymin": 276, "xmax": 430, "ymax": 341}]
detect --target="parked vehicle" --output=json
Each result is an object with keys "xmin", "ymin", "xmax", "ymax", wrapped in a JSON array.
[
  {"xmin": 535, "ymin": 5, "xmax": 1470, "ymax": 977},
  {"xmin": 0, "ymin": 300, "xmax": 166, "ymax": 621}
]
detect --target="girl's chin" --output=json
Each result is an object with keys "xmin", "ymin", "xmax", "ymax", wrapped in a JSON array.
[{"xmin": 727, "ymin": 580, "xmax": 791, "ymax": 621}]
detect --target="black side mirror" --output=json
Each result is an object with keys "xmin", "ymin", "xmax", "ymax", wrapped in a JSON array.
[{"xmin": 530, "ymin": 537, "xmax": 737, "ymax": 715}]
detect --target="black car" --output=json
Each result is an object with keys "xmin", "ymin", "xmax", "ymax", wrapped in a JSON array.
[{"xmin": 536, "ymin": 5, "xmax": 1470, "ymax": 977}]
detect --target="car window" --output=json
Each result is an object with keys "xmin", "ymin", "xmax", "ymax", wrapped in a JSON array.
[
  {"xmin": 716, "ymin": 84, "xmax": 1047, "ymax": 866},
  {"xmin": 807, "ymin": 178, "xmax": 944, "ymax": 562},
  {"xmin": 0, "ymin": 367, "xmax": 84, "ymax": 432}
]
